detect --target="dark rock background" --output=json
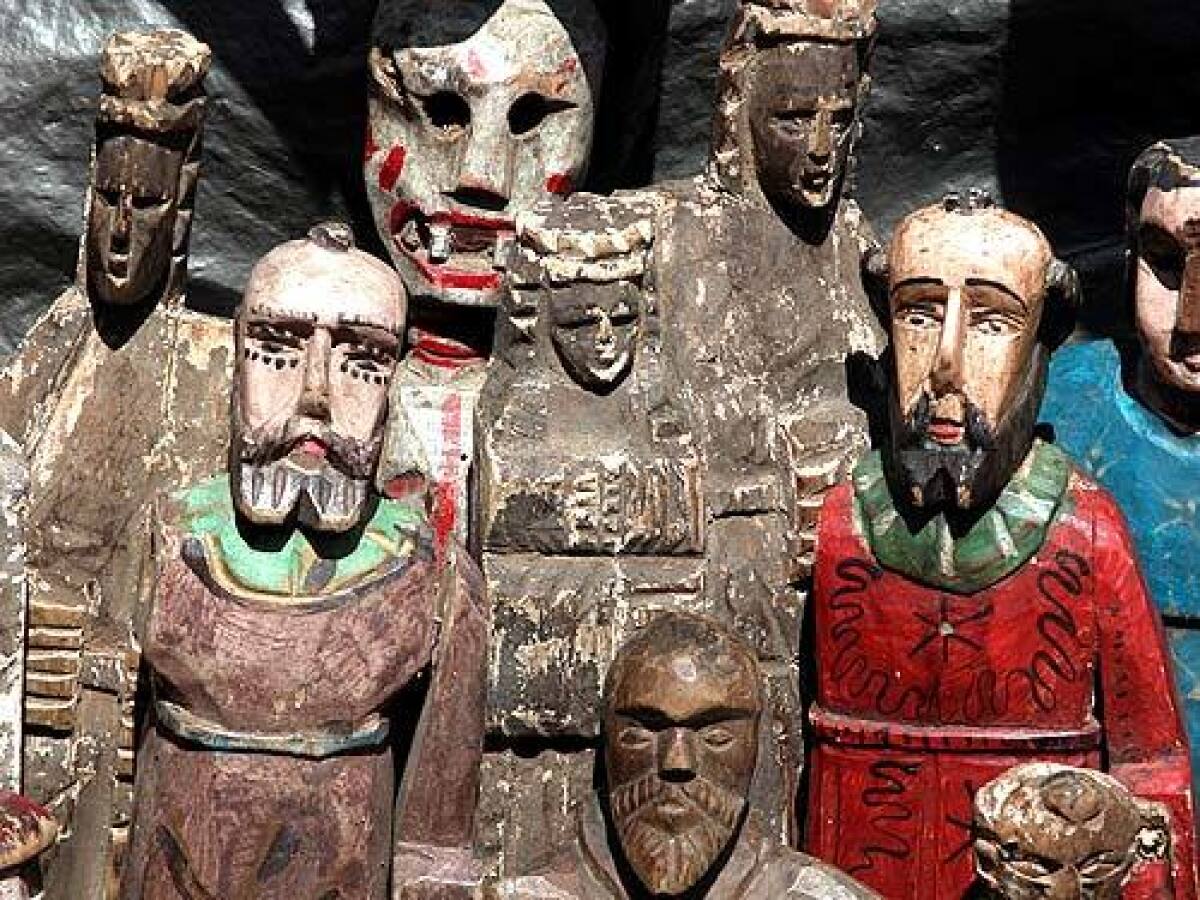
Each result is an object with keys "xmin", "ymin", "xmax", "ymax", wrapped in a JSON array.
[{"xmin": 3, "ymin": 0, "xmax": 1200, "ymax": 355}]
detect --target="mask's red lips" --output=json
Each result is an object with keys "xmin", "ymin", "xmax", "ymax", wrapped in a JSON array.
[
  {"xmin": 292, "ymin": 437, "xmax": 329, "ymax": 460},
  {"xmin": 389, "ymin": 203, "xmax": 515, "ymax": 292},
  {"xmin": 927, "ymin": 418, "xmax": 965, "ymax": 446}
]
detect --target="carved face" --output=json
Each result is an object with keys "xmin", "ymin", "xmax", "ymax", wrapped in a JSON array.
[
  {"xmin": 232, "ymin": 237, "xmax": 404, "ymax": 533},
  {"xmin": 887, "ymin": 205, "xmax": 1052, "ymax": 508},
  {"xmin": 1135, "ymin": 177, "xmax": 1200, "ymax": 397},
  {"xmin": 86, "ymin": 135, "xmax": 184, "ymax": 305},
  {"xmin": 549, "ymin": 284, "xmax": 639, "ymax": 390},
  {"xmin": 604, "ymin": 627, "xmax": 760, "ymax": 896},
  {"xmin": 974, "ymin": 767, "xmax": 1163, "ymax": 900},
  {"xmin": 748, "ymin": 42, "xmax": 861, "ymax": 210},
  {"xmin": 367, "ymin": 0, "xmax": 604, "ymax": 308}
]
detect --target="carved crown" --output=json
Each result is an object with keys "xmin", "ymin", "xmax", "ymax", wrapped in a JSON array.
[
  {"xmin": 740, "ymin": 0, "xmax": 878, "ymax": 41},
  {"xmin": 97, "ymin": 29, "xmax": 213, "ymax": 134}
]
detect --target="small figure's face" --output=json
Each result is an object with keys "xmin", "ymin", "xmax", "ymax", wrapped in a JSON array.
[
  {"xmin": 86, "ymin": 135, "xmax": 184, "ymax": 305},
  {"xmin": 233, "ymin": 248, "xmax": 403, "ymax": 532},
  {"xmin": 889, "ymin": 210, "xmax": 1050, "ymax": 455},
  {"xmin": 748, "ymin": 42, "xmax": 861, "ymax": 211},
  {"xmin": 1135, "ymin": 178, "xmax": 1200, "ymax": 395},
  {"xmin": 974, "ymin": 771, "xmax": 1156, "ymax": 900},
  {"xmin": 549, "ymin": 285, "xmax": 639, "ymax": 390},
  {"xmin": 367, "ymin": 0, "xmax": 603, "ymax": 307},
  {"xmin": 604, "ymin": 643, "xmax": 759, "ymax": 896}
]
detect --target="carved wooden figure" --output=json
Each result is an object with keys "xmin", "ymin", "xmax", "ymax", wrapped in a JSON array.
[
  {"xmin": 973, "ymin": 764, "xmax": 1172, "ymax": 899},
  {"xmin": 0, "ymin": 30, "xmax": 232, "ymax": 900},
  {"xmin": 366, "ymin": 0, "xmax": 607, "ymax": 555},
  {"xmin": 804, "ymin": 194, "xmax": 1197, "ymax": 899},
  {"xmin": 119, "ymin": 225, "xmax": 487, "ymax": 900},
  {"xmin": 489, "ymin": 613, "xmax": 880, "ymax": 900},
  {"xmin": 475, "ymin": 0, "xmax": 883, "ymax": 874},
  {"xmin": 1042, "ymin": 139, "xmax": 1200, "ymax": 780}
]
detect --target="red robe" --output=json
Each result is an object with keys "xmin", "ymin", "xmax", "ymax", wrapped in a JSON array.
[{"xmin": 805, "ymin": 470, "xmax": 1197, "ymax": 899}]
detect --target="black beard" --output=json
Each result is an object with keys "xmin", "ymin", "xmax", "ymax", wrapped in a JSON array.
[
  {"xmin": 885, "ymin": 349, "xmax": 1048, "ymax": 515},
  {"xmin": 609, "ymin": 772, "xmax": 745, "ymax": 897}
]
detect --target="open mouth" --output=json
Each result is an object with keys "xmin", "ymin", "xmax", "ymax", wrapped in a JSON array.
[
  {"xmin": 287, "ymin": 436, "xmax": 330, "ymax": 468},
  {"xmin": 109, "ymin": 252, "xmax": 129, "ymax": 279},
  {"xmin": 927, "ymin": 418, "xmax": 965, "ymax": 446},
  {"xmin": 801, "ymin": 169, "xmax": 833, "ymax": 193},
  {"xmin": 390, "ymin": 205, "xmax": 515, "ymax": 291}
]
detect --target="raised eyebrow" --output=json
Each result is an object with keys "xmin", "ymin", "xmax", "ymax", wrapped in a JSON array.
[
  {"xmin": 892, "ymin": 277, "xmax": 947, "ymax": 297},
  {"xmin": 615, "ymin": 705, "xmax": 756, "ymax": 729},
  {"xmin": 964, "ymin": 278, "xmax": 1028, "ymax": 311}
]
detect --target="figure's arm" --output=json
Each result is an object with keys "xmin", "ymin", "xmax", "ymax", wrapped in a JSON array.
[
  {"xmin": 394, "ymin": 543, "xmax": 489, "ymax": 900},
  {"xmin": 1093, "ymin": 486, "xmax": 1197, "ymax": 898}
]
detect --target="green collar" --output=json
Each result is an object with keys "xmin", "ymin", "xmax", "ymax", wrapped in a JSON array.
[
  {"xmin": 172, "ymin": 474, "xmax": 429, "ymax": 597},
  {"xmin": 852, "ymin": 441, "xmax": 1072, "ymax": 593}
]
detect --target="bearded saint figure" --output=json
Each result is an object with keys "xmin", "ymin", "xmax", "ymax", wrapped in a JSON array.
[
  {"xmin": 120, "ymin": 225, "xmax": 487, "ymax": 900},
  {"xmin": 488, "ymin": 613, "xmax": 879, "ymax": 900},
  {"xmin": 803, "ymin": 194, "xmax": 1197, "ymax": 899}
]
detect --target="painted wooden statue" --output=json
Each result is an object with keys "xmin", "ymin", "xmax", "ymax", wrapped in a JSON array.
[
  {"xmin": 119, "ymin": 225, "xmax": 487, "ymax": 900},
  {"xmin": 474, "ymin": 0, "xmax": 884, "ymax": 873},
  {"xmin": 365, "ymin": 0, "xmax": 607, "ymax": 554},
  {"xmin": 973, "ymin": 764, "xmax": 1173, "ymax": 899},
  {"xmin": 490, "ymin": 613, "xmax": 880, "ymax": 900},
  {"xmin": 1042, "ymin": 138, "xmax": 1200, "ymax": 779},
  {"xmin": 804, "ymin": 194, "xmax": 1197, "ymax": 898},
  {"xmin": 0, "ymin": 30, "xmax": 233, "ymax": 899}
]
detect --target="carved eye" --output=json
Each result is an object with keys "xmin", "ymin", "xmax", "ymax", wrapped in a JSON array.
[
  {"xmin": 1141, "ymin": 225, "xmax": 1184, "ymax": 291},
  {"xmin": 1078, "ymin": 853, "xmax": 1131, "ymax": 883},
  {"xmin": 132, "ymin": 196, "xmax": 167, "ymax": 211},
  {"xmin": 343, "ymin": 345, "xmax": 394, "ymax": 380},
  {"xmin": 830, "ymin": 107, "xmax": 856, "ymax": 128},
  {"xmin": 700, "ymin": 726, "xmax": 735, "ymax": 750},
  {"xmin": 422, "ymin": 91, "xmax": 471, "ymax": 134},
  {"xmin": 508, "ymin": 92, "xmax": 575, "ymax": 137},
  {"xmin": 98, "ymin": 188, "xmax": 121, "ymax": 206},
  {"xmin": 618, "ymin": 726, "xmax": 653, "ymax": 750},
  {"xmin": 770, "ymin": 111, "xmax": 811, "ymax": 135},
  {"xmin": 247, "ymin": 324, "xmax": 304, "ymax": 361},
  {"xmin": 607, "ymin": 303, "xmax": 637, "ymax": 326},
  {"xmin": 971, "ymin": 311, "xmax": 1020, "ymax": 337},
  {"xmin": 898, "ymin": 305, "xmax": 941, "ymax": 329}
]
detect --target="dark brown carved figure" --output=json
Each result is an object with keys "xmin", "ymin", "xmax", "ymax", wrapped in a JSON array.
[
  {"xmin": 0, "ymin": 30, "xmax": 231, "ymax": 900},
  {"xmin": 973, "ymin": 764, "xmax": 1171, "ymax": 899},
  {"xmin": 475, "ymin": 0, "xmax": 884, "ymax": 874},
  {"xmin": 120, "ymin": 225, "xmax": 487, "ymax": 900},
  {"xmin": 488, "ymin": 614, "xmax": 879, "ymax": 900},
  {"xmin": 366, "ymin": 0, "xmax": 607, "ymax": 559}
]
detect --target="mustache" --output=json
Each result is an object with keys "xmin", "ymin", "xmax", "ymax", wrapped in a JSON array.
[
  {"xmin": 237, "ymin": 416, "xmax": 381, "ymax": 481},
  {"xmin": 903, "ymin": 391, "xmax": 997, "ymax": 451},
  {"xmin": 610, "ymin": 772, "xmax": 743, "ymax": 834}
]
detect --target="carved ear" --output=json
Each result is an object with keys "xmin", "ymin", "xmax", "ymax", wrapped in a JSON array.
[
  {"xmin": 973, "ymin": 838, "xmax": 1003, "ymax": 890},
  {"xmin": 861, "ymin": 243, "xmax": 890, "ymax": 323},
  {"xmin": 1041, "ymin": 258, "xmax": 1081, "ymax": 350}
]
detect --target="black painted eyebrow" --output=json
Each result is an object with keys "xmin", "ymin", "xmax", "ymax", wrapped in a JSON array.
[
  {"xmin": 965, "ymin": 278, "xmax": 1028, "ymax": 311},
  {"xmin": 615, "ymin": 704, "xmax": 756, "ymax": 729}
]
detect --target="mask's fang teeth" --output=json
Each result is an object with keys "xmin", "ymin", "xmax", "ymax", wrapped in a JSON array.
[
  {"xmin": 429, "ymin": 223, "xmax": 452, "ymax": 263},
  {"xmin": 493, "ymin": 232, "xmax": 514, "ymax": 269}
]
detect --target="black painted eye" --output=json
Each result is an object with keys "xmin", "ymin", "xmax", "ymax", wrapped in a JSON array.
[
  {"xmin": 132, "ymin": 196, "xmax": 167, "ymax": 211},
  {"xmin": 423, "ymin": 91, "xmax": 470, "ymax": 132},
  {"xmin": 508, "ymin": 92, "xmax": 575, "ymax": 136}
]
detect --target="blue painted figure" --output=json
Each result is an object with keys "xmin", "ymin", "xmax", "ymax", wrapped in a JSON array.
[{"xmin": 1043, "ymin": 138, "xmax": 1200, "ymax": 772}]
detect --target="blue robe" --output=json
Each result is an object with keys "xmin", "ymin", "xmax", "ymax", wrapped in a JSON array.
[{"xmin": 1043, "ymin": 339, "xmax": 1200, "ymax": 771}]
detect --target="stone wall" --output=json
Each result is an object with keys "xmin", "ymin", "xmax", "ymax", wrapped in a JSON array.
[{"xmin": 3, "ymin": 0, "xmax": 1200, "ymax": 354}]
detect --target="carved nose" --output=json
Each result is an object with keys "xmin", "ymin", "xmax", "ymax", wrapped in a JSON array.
[
  {"xmin": 808, "ymin": 109, "xmax": 833, "ymax": 161},
  {"xmin": 659, "ymin": 729, "xmax": 697, "ymax": 783},
  {"xmin": 1178, "ymin": 250, "xmax": 1200, "ymax": 335},
  {"xmin": 298, "ymin": 332, "xmax": 331, "ymax": 421},
  {"xmin": 454, "ymin": 117, "xmax": 514, "ymax": 208},
  {"xmin": 112, "ymin": 193, "xmax": 133, "ymax": 250},
  {"xmin": 931, "ymin": 288, "xmax": 966, "ymax": 395}
]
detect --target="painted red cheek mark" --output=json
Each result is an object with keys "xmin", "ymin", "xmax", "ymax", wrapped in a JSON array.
[
  {"xmin": 378, "ymin": 146, "xmax": 407, "ymax": 193},
  {"xmin": 545, "ymin": 173, "xmax": 573, "ymax": 196},
  {"xmin": 363, "ymin": 127, "xmax": 380, "ymax": 163},
  {"xmin": 556, "ymin": 57, "xmax": 578, "ymax": 75},
  {"xmin": 466, "ymin": 48, "xmax": 486, "ymax": 80},
  {"xmin": 384, "ymin": 473, "xmax": 427, "ymax": 503}
]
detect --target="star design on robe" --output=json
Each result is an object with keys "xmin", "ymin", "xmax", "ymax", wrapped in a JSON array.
[{"xmin": 912, "ymin": 596, "xmax": 993, "ymax": 662}]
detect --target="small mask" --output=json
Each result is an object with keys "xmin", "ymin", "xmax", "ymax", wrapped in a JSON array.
[
  {"xmin": 86, "ymin": 134, "xmax": 185, "ymax": 306},
  {"xmin": 748, "ymin": 42, "xmax": 862, "ymax": 211},
  {"xmin": 367, "ymin": 0, "xmax": 606, "ymax": 308},
  {"xmin": 232, "ymin": 225, "xmax": 405, "ymax": 533},
  {"xmin": 604, "ymin": 615, "xmax": 761, "ymax": 897},
  {"xmin": 974, "ymin": 763, "xmax": 1169, "ymax": 900},
  {"xmin": 549, "ymin": 284, "xmax": 639, "ymax": 391}
]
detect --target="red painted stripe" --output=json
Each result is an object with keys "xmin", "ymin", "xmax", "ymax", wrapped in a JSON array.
[
  {"xmin": 432, "ymin": 394, "xmax": 463, "ymax": 557},
  {"xmin": 378, "ymin": 145, "xmax": 407, "ymax": 193}
]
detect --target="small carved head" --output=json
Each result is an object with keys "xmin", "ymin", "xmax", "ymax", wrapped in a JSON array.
[
  {"xmin": 232, "ymin": 224, "xmax": 406, "ymax": 533},
  {"xmin": 603, "ymin": 614, "xmax": 761, "ymax": 897},
  {"xmin": 715, "ymin": 0, "xmax": 876, "ymax": 211},
  {"xmin": 366, "ymin": 0, "xmax": 606, "ymax": 308},
  {"xmin": 87, "ymin": 29, "xmax": 211, "ymax": 307},
  {"xmin": 549, "ymin": 283, "xmax": 640, "ymax": 391},
  {"xmin": 1127, "ymin": 139, "xmax": 1200, "ymax": 424},
  {"xmin": 883, "ymin": 194, "xmax": 1079, "ymax": 510},
  {"xmin": 974, "ymin": 763, "xmax": 1170, "ymax": 900}
]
